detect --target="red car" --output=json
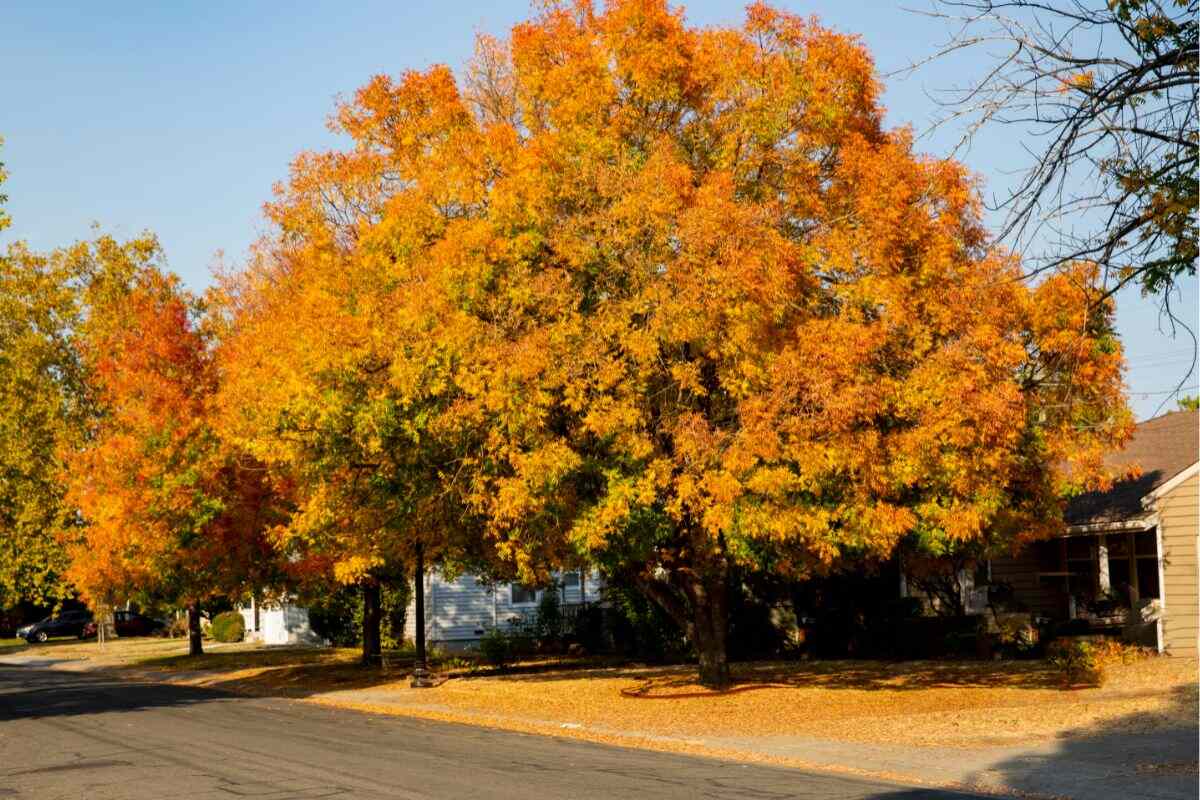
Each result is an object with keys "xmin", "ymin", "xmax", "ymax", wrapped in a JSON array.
[{"xmin": 81, "ymin": 611, "xmax": 166, "ymax": 639}]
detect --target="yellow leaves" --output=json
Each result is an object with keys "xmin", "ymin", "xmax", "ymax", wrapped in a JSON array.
[
  {"xmin": 333, "ymin": 554, "xmax": 385, "ymax": 585},
  {"xmin": 1062, "ymin": 71, "xmax": 1096, "ymax": 92}
]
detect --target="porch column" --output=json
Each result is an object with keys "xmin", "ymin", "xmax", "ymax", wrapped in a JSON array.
[
  {"xmin": 1127, "ymin": 531, "xmax": 1140, "ymax": 603},
  {"xmin": 1097, "ymin": 535, "xmax": 1110, "ymax": 594}
]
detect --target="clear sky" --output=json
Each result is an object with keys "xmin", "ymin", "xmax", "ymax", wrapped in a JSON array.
[{"xmin": 2, "ymin": 0, "xmax": 1195, "ymax": 419}]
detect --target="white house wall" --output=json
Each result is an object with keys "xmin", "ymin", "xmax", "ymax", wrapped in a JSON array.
[{"xmin": 403, "ymin": 571, "xmax": 603, "ymax": 645}]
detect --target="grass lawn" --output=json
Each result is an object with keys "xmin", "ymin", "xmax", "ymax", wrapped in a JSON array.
[
  {"xmin": 0, "ymin": 638, "xmax": 29, "ymax": 656},
  {"xmin": 0, "ymin": 635, "xmax": 293, "ymax": 668}
]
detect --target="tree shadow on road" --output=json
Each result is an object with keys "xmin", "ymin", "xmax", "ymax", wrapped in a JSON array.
[
  {"xmin": 0, "ymin": 665, "xmax": 235, "ymax": 721},
  {"xmin": 964, "ymin": 682, "xmax": 1198, "ymax": 799}
]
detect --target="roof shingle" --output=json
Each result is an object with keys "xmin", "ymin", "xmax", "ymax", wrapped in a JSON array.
[{"xmin": 1065, "ymin": 409, "xmax": 1199, "ymax": 527}]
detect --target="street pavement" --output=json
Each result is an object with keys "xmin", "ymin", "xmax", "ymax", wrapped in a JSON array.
[{"xmin": 0, "ymin": 662, "xmax": 983, "ymax": 800}]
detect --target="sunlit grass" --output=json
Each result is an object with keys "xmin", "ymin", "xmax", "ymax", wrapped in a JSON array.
[{"xmin": 0, "ymin": 637, "xmax": 28, "ymax": 656}]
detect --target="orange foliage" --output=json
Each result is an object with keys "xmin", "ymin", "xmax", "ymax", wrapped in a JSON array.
[
  {"xmin": 65, "ymin": 239, "xmax": 281, "ymax": 609},
  {"xmin": 219, "ymin": 0, "xmax": 1131, "ymax": 683}
]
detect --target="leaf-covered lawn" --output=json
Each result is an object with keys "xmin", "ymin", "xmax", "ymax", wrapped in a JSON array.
[{"xmin": 309, "ymin": 657, "xmax": 1199, "ymax": 749}]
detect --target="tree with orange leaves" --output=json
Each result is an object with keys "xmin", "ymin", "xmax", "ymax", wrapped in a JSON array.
[
  {"xmin": 65, "ymin": 236, "xmax": 282, "ymax": 656},
  {"xmin": 229, "ymin": 0, "xmax": 1131, "ymax": 686}
]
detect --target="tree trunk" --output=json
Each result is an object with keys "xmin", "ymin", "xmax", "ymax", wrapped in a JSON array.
[
  {"xmin": 187, "ymin": 603, "xmax": 203, "ymax": 657},
  {"xmin": 636, "ymin": 565, "xmax": 731, "ymax": 689},
  {"xmin": 410, "ymin": 543, "xmax": 433, "ymax": 687},
  {"xmin": 690, "ymin": 574, "xmax": 730, "ymax": 689},
  {"xmin": 361, "ymin": 580, "xmax": 382, "ymax": 666}
]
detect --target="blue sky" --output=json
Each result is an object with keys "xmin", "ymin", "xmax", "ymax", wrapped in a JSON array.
[{"xmin": 2, "ymin": 0, "xmax": 1195, "ymax": 419}]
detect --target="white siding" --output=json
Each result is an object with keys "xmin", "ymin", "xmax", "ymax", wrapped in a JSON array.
[
  {"xmin": 238, "ymin": 601, "xmax": 322, "ymax": 646},
  {"xmin": 404, "ymin": 570, "xmax": 603, "ymax": 645}
]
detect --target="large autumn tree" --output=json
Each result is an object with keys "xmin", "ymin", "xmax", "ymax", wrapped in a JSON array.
[
  {"xmin": 231, "ymin": 0, "xmax": 1131, "ymax": 685},
  {"xmin": 65, "ymin": 237, "xmax": 282, "ymax": 656}
]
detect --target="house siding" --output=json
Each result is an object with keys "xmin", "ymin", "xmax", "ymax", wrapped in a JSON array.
[
  {"xmin": 989, "ymin": 545, "xmax": 1062, "ymax": 619},
  {"xmin": 1159, "ymin": 471, "xmax": 1199, "ymax": 657},
  {"xmin": 404, "ymin": 571, "xmax": 602, "ymax": 645}
]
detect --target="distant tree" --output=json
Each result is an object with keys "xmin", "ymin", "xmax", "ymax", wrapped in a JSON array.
[
  {"xmin": 0, "ymin": 242, "xmax": 87, "ymax": 608},
  {"xmin": 1177, "ymin": 394, "xmax": 1200, "ymax": 411},
  {"xmin": 65, "ymin": 237, "xmax": 284, "ymax": 656},
  {"xmin": 0, "ymin": 146, "xmax": 90, "ymax": 609},
  {"xmin": 920, "ymin": 0, "xmax": 1197, "ymax": 300},
  {"xmin": 212, "ymin": 128, "xmax": 493, "ymax": 665},
  {"xmin": 0, "ymin": 137, "xmax": 10, "ymax": 232}
]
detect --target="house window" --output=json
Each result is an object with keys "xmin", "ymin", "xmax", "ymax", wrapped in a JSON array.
[
  {"xmin": 562, "ymin": 572, "xmax": 579, "ymax": 587},
  {"xmin": 510, "ymin": 584, "xmax": 539, "ymax": 605}
]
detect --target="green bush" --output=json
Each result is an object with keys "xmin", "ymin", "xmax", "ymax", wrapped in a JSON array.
[
  {"xmin": 533, "ymin": 588, "xmax": 564, "ymax": 648},
  {"xmin": 605, "ymin": 583, "xmax": 687, "ymax": 660},
  {"xmin": 305, "ymin": 582, "xmax": 411, "ymax": 649},
  {"xmin": 210, "ymin": 611, "xmax": 245, "ymax": 643},
  {"xmin": 1046, "ymin": 638, "xmax": 1103, "ymax": 686},
  {"xmin": 307, "ymin": 585, "xmax": 360, "ymax": 647},
  {"xmin": 478, "ymin": 627, "xmax": 513, "ymax": 668},
  {"xmin": 381, "ymin": 582, "xmax": 411, "ymax": 650}
]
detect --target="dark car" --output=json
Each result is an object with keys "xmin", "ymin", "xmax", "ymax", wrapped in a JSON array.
[
  {"xmin": 16, "ymin": 609, "xmax": 93, "ymax": 643},
  {"xmin": 81, "ymin": 611, "xmax": 166, "ymax": 639}
]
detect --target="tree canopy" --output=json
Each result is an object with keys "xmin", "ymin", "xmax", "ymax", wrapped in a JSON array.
[
  {"xmin": 0, "ymin": 242, "xmax": 87, "ymax": 607},
  {"xmin": 221, "ymin": 0, "xmax": 1132, "ymax": 685},
  {"xmin": 65, "ymin": 236, "xmax": 283, "ymax": 653}
]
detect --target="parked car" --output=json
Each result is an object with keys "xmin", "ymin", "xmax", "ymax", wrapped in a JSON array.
[
  {"xmin": 16, "ymin": 609, "xmax": 94, "ymax": 643},
  {"xmin": 81, "ymin": 611, "xmax": 166, "ymax": 639}
]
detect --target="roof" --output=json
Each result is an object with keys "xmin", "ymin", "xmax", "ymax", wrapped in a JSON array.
[{"xmin": 1065, "ymin": 409, "xmax": 1199, "ymax": 527}]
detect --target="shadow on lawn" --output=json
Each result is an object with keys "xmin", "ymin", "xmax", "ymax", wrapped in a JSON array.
[
  {"xmin": 127, "ymin": 651, "xmax": 1079, "ymax": 700},
  {"xmin": 480, "ymin": 657, "xmax": 1069, "ymax": 694}
]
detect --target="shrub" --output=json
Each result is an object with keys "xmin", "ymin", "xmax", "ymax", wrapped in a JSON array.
[
  {"xmin": 1047, "ymin": 638, "xmax": 1105, "ymax": 685},
  {"xmin": 605, "ymin": 583, "xmax": 687, "ymax": 660},
  {"xmin": 165, "ymin": 615, "xmax": 189, "ymax": 639},
  {"xmin": 533, "ymin": 588, "xmax": 564, "ymax": 648},
  {"xmin": 478, "ymin": 627, "xmax": 513, "ymax": 668},
  {"xmin": 307, "ymin": 585, "xmax": 360, "ymax": 647},
  {"xmin": 381, "ymin": 582, "xmax": 410, "ymax": 650},
  {"xmin": 568, "ymin": 604, "xmax": 609, "ymax": 654},
  {"xmin": 210, "ymin": 611, "xmax": 245, "ymax": 643},
  {"xmin": 305, "ymin": 581, "xmax": 411, "ymax": 649},
  {"xmin": 1047, "ymin": 636, "xmax": 1152, "ymax": 687},
  {"xmin": 996, "ymin": 618, "xmax": 1040, "ymax": 658}
]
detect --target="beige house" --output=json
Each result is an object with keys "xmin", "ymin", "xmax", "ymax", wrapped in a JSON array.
[{"xmin": 990, "ymin": 410, "xmax": 1198, "ymax": 656}]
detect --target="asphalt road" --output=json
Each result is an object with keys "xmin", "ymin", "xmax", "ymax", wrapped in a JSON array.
[{"xmin": 0, "ymin": 662, "xmax": 984, "ymax": 800}]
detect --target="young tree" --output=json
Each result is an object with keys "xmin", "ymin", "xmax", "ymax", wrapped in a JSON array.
[
  {"xmin": 232, "ymin": 0, "xmax": 1132, "ymax": 686},
  {"xmin": 65, "ymin": 237, "xmax": 282, "ymax": 656}
]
